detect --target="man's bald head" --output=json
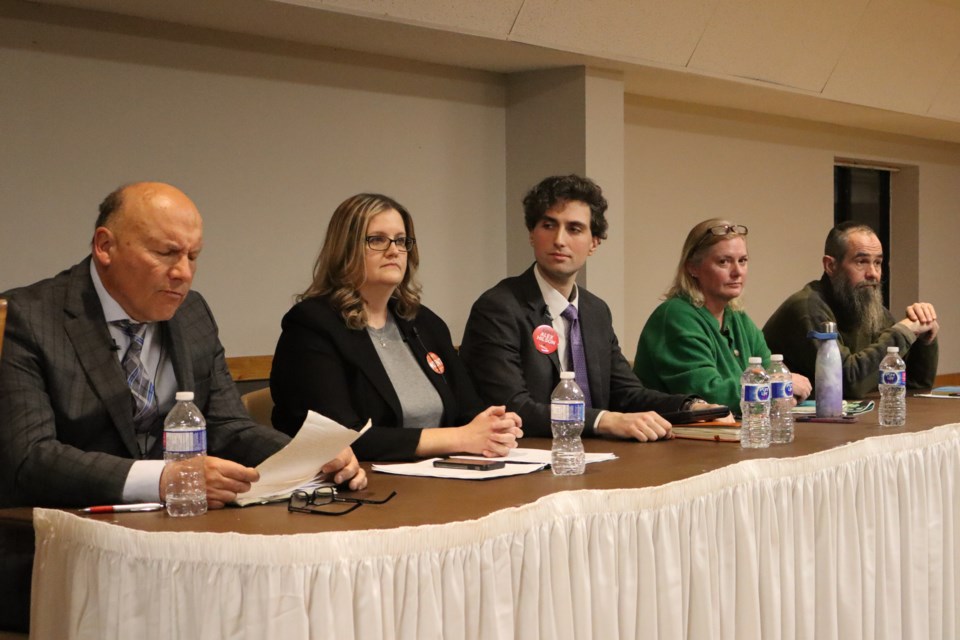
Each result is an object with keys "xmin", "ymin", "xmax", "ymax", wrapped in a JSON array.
[
  {"xmin": 95, "ymin": 182, "xmax": 199, "ymax": 234},
  {"xmin": 91, "ymin": 182, "xmax": 204, "ymax": 322}
]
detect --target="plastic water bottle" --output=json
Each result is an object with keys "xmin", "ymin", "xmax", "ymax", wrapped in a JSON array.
[
  {"xmin": 740, "ymin": 357, "xmax": 771, "ymax": 449},
  {"xmin": 878, "ymin": 346, "xmax": 906, "ymax": 427},
  {"xmin": 163, "ymin": 391, "xmax": 208, "ymax": 517},
  {"xmin": 767, "ymin": 354, "xmax": 795, "ymax": 444},
  {"xmin": 551, "ymin": 371, "xmax": 585, "ymax": 475}
]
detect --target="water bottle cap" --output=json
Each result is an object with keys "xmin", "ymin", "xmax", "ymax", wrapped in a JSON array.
[
  {"xmin": 821, "ymin": 321, "xmax": 837, "ymax": 333},
  {"xmin": 560, "ymin": 371, "xmax": 575, "ymax": 380},
  {"xmin": 886, "ymin": 346, "xmax": 900, "ymax": 353},
  {"xmin": 175, "ymin": 391, "xmax": 195, "ymax": 401},
  {"xmin": 748, "ymin": 356, "xmax": 762, "ymax": 364},
  {"xmin": 770, "ymin": 354, "xmax": 783, "ymax": 362}
]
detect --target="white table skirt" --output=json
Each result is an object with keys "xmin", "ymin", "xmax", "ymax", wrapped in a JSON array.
[{"xmin": 31, "ymin": 425, "xmax": 960, "ymax": 640}]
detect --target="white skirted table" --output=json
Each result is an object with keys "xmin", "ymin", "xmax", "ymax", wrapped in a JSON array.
[{"xmin": 24, "ymin": 408, "xmax": 960, "ymax": 639}]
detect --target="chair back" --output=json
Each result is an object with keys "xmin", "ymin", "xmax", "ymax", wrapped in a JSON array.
[{"xmin": 241, "ymin": 387, "xmax": 275, "ymax": 428}]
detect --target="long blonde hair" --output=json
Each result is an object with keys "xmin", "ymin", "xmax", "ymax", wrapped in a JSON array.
[
  {"xmin": 665, "ymin": 218, "xmax": 746, "ymax": 311},
  {"xmin": 300, "ymin": 193, "xmax": 422, "ymax": 329}
]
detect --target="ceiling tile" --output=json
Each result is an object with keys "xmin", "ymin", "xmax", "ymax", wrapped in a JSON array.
[
  {"xmin": 23, "ymin": 0, "xmax": 960, "ymax": 140},
  {"xmin": 688, "ymin": 0, "xmax": 869, "ymax": 91},
  {"xmin": 822, "ymin": 0, "xmax": 960, "ymax": 114},
  {"xmin": 510, "ymin": 0, "xmax": 718, "ymax": 67}
]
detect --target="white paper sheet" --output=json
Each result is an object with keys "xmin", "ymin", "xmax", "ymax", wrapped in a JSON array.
[
  {"xmin": 235, "ymin": 412, "xmax": 370, "ymax": 506},
  {"xmin": 372, "ymin": 457, "xmax": 549, "ymax": 480},
  {"xmin": 456, "ymin": 447, "xmax": 617, "ymax": 465},
  {"xmin": 371, "ymin": 448, "xmax": 616, "ymax": 480}
]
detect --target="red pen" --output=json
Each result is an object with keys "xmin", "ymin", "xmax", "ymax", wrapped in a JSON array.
[{"xmin": 80, "ymin": 502, "xmax": 164, "ymax": 513}]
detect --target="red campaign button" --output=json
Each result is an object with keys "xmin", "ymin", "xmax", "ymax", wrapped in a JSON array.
[
  {"xmin": 426, "ymin": 352, "xmax": 445, "ymax": 374},
  {"xmin": 532, "ymin": 325, "xmax": 559, "ymax": 354}
]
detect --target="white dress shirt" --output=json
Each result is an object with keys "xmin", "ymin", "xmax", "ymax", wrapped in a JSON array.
[
  {"xmin": 532, "ymin": 265, "xmax": 605, "ymax": 429},
  {"xmin": 90, "ymin": 261, "xmax": 169, "ymax": 502}
]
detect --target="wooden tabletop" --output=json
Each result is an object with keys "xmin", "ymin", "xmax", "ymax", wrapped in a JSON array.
[{"xmin": 3, "ymin": 396, "xmax": 958, "ymax": 536}]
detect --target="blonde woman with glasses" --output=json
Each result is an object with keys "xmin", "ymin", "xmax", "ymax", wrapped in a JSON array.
[
  {"xmin": 633, "ymin": 219, "xmax": 811, "ymax": 411},
  {"xmin": 270, "ymin": 193, "xmax": 522, "ymax": 461}
]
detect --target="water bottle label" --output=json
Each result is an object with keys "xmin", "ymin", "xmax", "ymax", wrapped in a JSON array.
[
  {"xmin": 551, "ymin": 400, "xmax": 585, "ymax": 422},
  {"xmin": 741, "ymin": 383, "xmax": 770, "ymax": 402},
  {"xmin": 164, "ymin": 428, "xmax": 207, "ymax": 454},
  {"xmin": 879, "ymin": 370, "xmax": 906, "ymax": 386},
  {"xmin": 771, "ymin": 381, "xmax": 793, "ymax": 399}
]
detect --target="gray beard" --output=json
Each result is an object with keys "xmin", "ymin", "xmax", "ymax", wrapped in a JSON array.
[{"xmin": 831, "ymin": 275, "xmax": 887, "ymax": 337}]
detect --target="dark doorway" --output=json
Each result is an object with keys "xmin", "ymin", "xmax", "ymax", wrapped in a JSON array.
[{"xmin": 834, "ymin": 165, "xmax": 891, "ymax": 306}]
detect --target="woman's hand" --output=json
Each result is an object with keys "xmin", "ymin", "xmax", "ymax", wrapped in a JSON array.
[
  {"xmin": 414, "ymin": 407, "xmax": 523, "ymax": 457},
  {"xmin": 462, "ymin": 406, "xmax": 524, "ymax": 457},
  {"xmin": 791, "ymin": 373, "xmax": 812, "ymax": 402}
]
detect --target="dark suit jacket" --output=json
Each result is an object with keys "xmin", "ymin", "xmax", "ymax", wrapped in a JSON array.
[
  {"xmin": 270, "ymin": 296, "xmax": 484, "ymax": 461},
  {"xmin": 0, "ymin": 258, "xmax": 289, "ymax": 508},
  {"xmin": 460, "ymin": 265, "xmax": 692, "ymax": 437}
]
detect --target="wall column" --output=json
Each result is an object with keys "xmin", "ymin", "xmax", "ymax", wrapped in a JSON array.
[{"xmin": 505, "ymin": 66, "xmax": 627, "ymax": 334}]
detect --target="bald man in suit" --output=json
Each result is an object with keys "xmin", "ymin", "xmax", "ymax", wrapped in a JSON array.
[{"xmin": 0, "ymin": 182, "xmax": 366, "ymax": 509}]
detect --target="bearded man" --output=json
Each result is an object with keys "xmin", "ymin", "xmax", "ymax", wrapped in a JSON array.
[{"xmin": 763, "ymin": 222, "xmax": 939, "ymax": 399}]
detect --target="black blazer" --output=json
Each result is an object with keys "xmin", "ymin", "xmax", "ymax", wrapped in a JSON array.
[
  {"xmin": 0, "ymin": 258, "xmax": 289, "ymax": 508},
  {"xmin": 270, "ymin": 296, "xmax": 484, "ymax": 461},
  {"xmin": 460, "ymin": 265, "xmax": 693, "ymax": 437}
]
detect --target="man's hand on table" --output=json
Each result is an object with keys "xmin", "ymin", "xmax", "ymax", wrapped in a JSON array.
[
  {"xmin": 159, "ymin": 456, "xmax": 259, "ymax": 510},
  {"xmin": 321, "ymin": 446, "xmax": 367, "ymax": 491}
]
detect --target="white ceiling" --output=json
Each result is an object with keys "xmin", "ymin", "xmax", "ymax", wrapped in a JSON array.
[{"xmin": 25, "ymin": 0, "xmax": 960, "ymax": 144}]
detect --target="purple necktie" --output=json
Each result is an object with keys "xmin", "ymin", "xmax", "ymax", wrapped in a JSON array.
[
  {"xmin": 561, "ymin": 304, "xmax": 593, "ymax": 408},
  {"xmin": 113, "ymin": 320, "xmax": 160, "ymax": 435}
]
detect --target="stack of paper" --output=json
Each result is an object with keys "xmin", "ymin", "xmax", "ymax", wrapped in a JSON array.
[
  {"xmin": 234, "ymin": 413, "xmax": 370, "ymax": 506},
  {"xmin": 372, "ymin": 447, "xmax": 617, "ymax": 480}
]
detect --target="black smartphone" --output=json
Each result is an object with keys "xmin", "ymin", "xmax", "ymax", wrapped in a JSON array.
[
  {"xmin": 659, "ymin": 405, "xmax": 731, "ymax": 425},
  {"xmin": 433, "ymin": 457, "xmax": 506, "ymax": 471}
]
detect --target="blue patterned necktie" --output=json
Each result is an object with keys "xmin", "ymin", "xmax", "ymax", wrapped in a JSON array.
[
  {"xmin": 113, "ymin": 320, "xmax": 160, "ymax": 435},
  {"xmin": 561, "ymin": 304, "xmax": 593, "ymax": 408}
]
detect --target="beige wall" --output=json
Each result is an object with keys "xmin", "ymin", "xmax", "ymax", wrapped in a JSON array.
[
  {"xmin": 624, "ymin": 96, "xmax": 960, "ymax": 373},
  {"xmin": 4, "ymin": 5, "xmax": 960, "ymax": 376},
  {"xmin": 0, "ymin": 7, "xmax": 506, "ymax": 355}
]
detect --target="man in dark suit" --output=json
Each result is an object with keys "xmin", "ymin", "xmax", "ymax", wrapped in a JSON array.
[
  {"xmin": 461, "ymin": 175, "xmax": 715, "ymax": 440},
  {"xmin": 0, "ymin": 182, "xmax": 366, "ymax": 509}
]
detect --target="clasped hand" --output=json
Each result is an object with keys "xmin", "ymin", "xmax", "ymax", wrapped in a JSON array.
[
  {"xmin": 900, "ymin": 302, "xmax": 939, "ymax": 343},
  {"xmin": 791, "ymin": 373, "xmax": 812, "ymax": 403},
  {"xmin": 465, "ymin": 405, "xmax": 524, "ymax": 457}
]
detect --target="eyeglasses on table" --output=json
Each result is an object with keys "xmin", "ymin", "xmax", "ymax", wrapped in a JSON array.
[{"xmin": 288, "ymin": 486, "xmax": 397, "ymax": 516}]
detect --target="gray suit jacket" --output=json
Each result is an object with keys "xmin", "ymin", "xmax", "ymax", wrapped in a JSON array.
[
  {"xmin": 460, "ymin": 265, "xmax": 692, "ymax": 438},
  {"xmin": 0, "ymin": 258, "xmax": 289, "ymax": 508}
]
